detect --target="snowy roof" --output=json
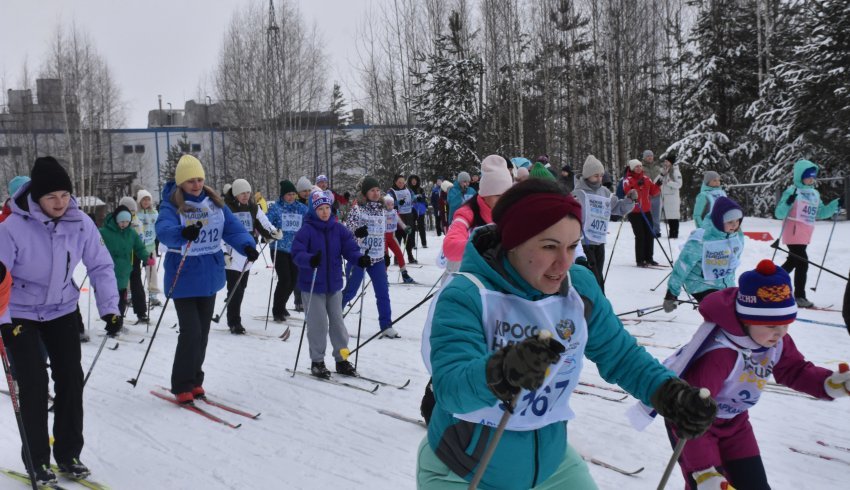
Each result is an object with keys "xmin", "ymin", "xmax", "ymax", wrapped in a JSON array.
[{"xmin": 77, "ymin": 196, "xmax": 106, "ymax": 207}]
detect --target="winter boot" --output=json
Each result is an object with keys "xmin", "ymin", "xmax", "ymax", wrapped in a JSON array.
[
  {"xmin": 175, "ymin": 392, "xmax": 194, "ymax": 404},
  {"xmin": 32, "ymin": 464, "xmax": 57, "ymax": 486},
  {"xmin": 336, "ymin": 360, "xmax": 358, "ymax": 376},
  {"xmin": 272, "ymin": 315, "xmax": 285, "ymax": 323},
  {"xmin": 294, "ymin": 304, "xmax": 304, "ymax": 313},
  {"xmin": 401, "ymin": 270, "xmax": 415, "ymax": 284},
  {"xmin": 79, "ymin": 332, "xmax": 90, "ymax": 343},
  {"xmin": 795, "ymin": 297, "xmax": 814, "ymax": 308},
  {"xmin": 281, "ymin": 309, "xmax": 291, "ymax": 319},
  {"xmin": 137, "ymin": 314, "xmax": 149, "ymax": 323},
  {"xmin": 229, "ymin": 324, "xmax": 246, "ymax": 335},
  {"xmin": 191, "ymin": 386, "xmax": 206, "ymax": 399},
  {"xmin": 311, "ymin": 361, "xmax": 331, "ymax": 379},
  {"xmin": 149, "ymin": 295, "xmax": 163, "ymax": 307},
  {"xmin": 56, "ymin": 458, "xmax": 90, "ymax": 479},
  {"xmin": 379, "ymin": 327, "xmax": 401, "ymax": 339}
]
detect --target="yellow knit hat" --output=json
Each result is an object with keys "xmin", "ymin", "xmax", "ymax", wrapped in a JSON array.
[{"xmin": 175, "ymin": 155, "xmax": 205, "ymax": 185}]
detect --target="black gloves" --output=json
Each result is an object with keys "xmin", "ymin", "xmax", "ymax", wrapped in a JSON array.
[
  {"xmin": 181, "ymin": 222, "xmax": 202, "ymax": 241},
  {"xmin": 786, "ymin": 192, "xmax": 797, "ymax": 205},
  {"xmin": 309, "ymin": 251, "xmax": 322, "ymax": 269},
  {"xmin": 103, "ymin": 314, "xmax": 123, "ymax": 335},
  {"xmin": 354, "ymin": 225, "xmax": 369, "ymax": 238},
  {"xmin": 357, "ymin": 255, "xmax": 372, "ymax": 268},
  {"xmin": 651, "ymin": 378, "xmax": 717, "ymax": 438},
  {"xmin": 485, "ymin": 335, "xmax": 566, "ymax": 404},
  {"xmin": 243, "ymin": 246, "xmax": 259, "ymax": 262},
  {"xmin": 663, "ymin": 291, "xmax": 678, "ymax": 313}
]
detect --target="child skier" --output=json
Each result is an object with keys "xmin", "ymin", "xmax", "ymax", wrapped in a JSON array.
[
  {"xmin": 388, "ymin": 174, "xmax": 417, "ymax": 264},
  {"xmin": 693, "ymin": 171, "xmax": 726, "ymax": 228},
  {"xmin": 267, "ymin": 179, "xmax": 308, "ymax": 321},
  {"xmin": 155, "ymin": 155, "xmax": 257, "ymax": 403},
  {"xmin": 637, "ymin": 260, "xmax": 850, "ymax": 489},
  {"xmin": 99, "ymin": 205, "xmax": 151, "ymax": 334},
  {"xmin": 341, "ymin": 177, "xmax": 401, "ymax": 338},
  {"xmin": 136, "ymin": 189, "xmax": 162, "ymax": 306},
  {"xmin": 223, "ymin": 178, "xmax": 281, "ymax": 333},
  {"xmin": 572, "ymin": 154, "xmax": 636, "ymax": 290},
  {"xmin": 383, "ymin": 195, "xmax": 415, "ymax": 283},
  {"xmin": 118, "ymin": 195, "xmax": 150, "ymax": 323},
  {"xmin": 774, "ymin": 159, "xmax": 840, "ymax": 308},
  {"xmin": 291, "ymin": 190, "xmax": 370, "ymax": 378},
  {"xmin": 663, "ymin": 197, "xmax": 745, "ymax": 310}
]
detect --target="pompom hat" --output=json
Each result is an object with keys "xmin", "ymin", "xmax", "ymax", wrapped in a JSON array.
[{"xmin": 735, "ymin": 260, "xmax": 797, "ymax": 326}]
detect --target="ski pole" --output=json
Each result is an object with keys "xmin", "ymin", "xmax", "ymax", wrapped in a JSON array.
[
  {"xmin": 261, "ymin": 241, "xmax": 275, "ymax": 331},
  {"xmin": 795, "ymin": 317, "xmax": 847, "ymax": 329},
  {"xmin": 603, "ymin": 218, "xmax": 625, "ymax": 285},
  {"xmin": 811, "ymin": 213, "xmax": 838, "ymax": 292},
  {"xmin": 290, "ymin": 267, "xmax": 319, "ymax": 377},
  {"xmin": 469, "ymin": 330, "xmax": 556, "ymax": 490},
  {"xmin": 354, "ymin": 275, "xmax": 367, "ymax": 370},
  {"xmin": 0, "ymin": 333, "xmax": 39, "ymax": 490},
  {"xmin": 212, "ymin": 257, "xmax": 254, "ymax": 324},
  {"xmin": 617, "ymin": 300, "xmax": 696, "ymax": 318},
  {"xmin": 83, "ymin": 335, "xmax": 111, "ymax": 387},
  {"xmin": 343, "ymin": 279, "xmax": 371, "ymax": 318},
  {"xmin": 127, "ymin": 239, "xmax": 193, "ymax": 387},
  {"xmin": 651, "ymin": 271, "xmax": 672, "ymax": 292},
  {"xmin": 340, "ymin": 285, "xmax": 437, "ymax": 362},
  {"xmin": 770, "ymin": 242, "xmax": 849, "ymax": 282},
  {"xmin": 657, "ymin": 389, "xmax": 711, "ymax": 490}
]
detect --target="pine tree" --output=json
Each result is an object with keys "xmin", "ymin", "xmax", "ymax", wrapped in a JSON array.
[
  {"xmin": 161, "ymin": 134, "xmax": 192, "ymax": 188},
  {"xmin": 403, "ymin": 10, "xmax": 483, "ymax": 179},
  {"xmin": 747, "ymin": 0, "xmax": 850, "ymax": 213},
  {"xmin": 669, "ymin": 0, "xmax": 759, "ymax": 180}
]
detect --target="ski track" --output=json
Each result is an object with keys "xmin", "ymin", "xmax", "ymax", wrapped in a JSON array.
[{"xmin": 1, "ymin": 219, "xmax": 849, "ymax": 488}]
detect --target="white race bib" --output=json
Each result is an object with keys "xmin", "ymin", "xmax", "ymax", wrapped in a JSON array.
[
  {"xmin": 701, "ymin": 235, "xmax": 743, "ymax": 281},
  {"xmin": 361, "ymin": 214, "xmax": 385, "ymax": 259},
  {"xmin": 179, "ymin": 198, "xmax": 226, "ymax": 256},
  {"xmin": 233, "ymin": 210, "xmax": 253, "ymax": 233},
  {"xmin": 790, "ymin": 189, "xmax": 818, "ymax": 224},
  {"xmin": 582, "ymin": 193, "xmax": 610, "ymax": 243},
  {"xmin": 385, "ymin": 210, "xmax": 399, "ymax": 233},
  {"xmin": 281, "ymin": 213, "xmax": 303, "ymax": 232}
]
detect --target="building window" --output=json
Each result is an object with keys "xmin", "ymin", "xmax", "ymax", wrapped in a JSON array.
[
  {"xmin": 10, "ymin": 147, "xmax": 22, "ymax": 156},
  {"xmin": 134, "ymin": 145, "xmax": 145, "ymax": 154},
  {"xmin": 191, "ymin": 143, "xmax": 202, "ymax": 152},
  {"xmin": 0, "ymin": 147, "xmax": 8, "ymax": 156},
  {"xmin": 123, "ymin": 145, "xmax": 134, "ymax": 154}
]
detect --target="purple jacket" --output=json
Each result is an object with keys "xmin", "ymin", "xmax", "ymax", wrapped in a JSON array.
[
  {"xmin": 291, "ymin": 211, "xmax": 363, "ymax": 295},
  {"xmin": 0, "ymin": 183, "xmax": 119, "ymax": 324}
]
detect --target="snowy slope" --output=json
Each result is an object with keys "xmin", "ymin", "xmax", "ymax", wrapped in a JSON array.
[{"xmin": 1, "ymin": 217, "xmax": 849, "ymax": 489}]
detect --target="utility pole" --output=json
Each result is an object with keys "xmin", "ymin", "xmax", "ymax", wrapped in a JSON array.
[{"xmin": 266, "ymin": 0, "xmax": 284, "ymax": 188}]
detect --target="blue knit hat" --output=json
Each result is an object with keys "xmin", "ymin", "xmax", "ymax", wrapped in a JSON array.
[
  {"xmin": 710, "ymin": 196, "xmax": 743, "ymax": 231},
  {"xmin": 310, "ymin": 190, "xmax": 333, "ymax": 210},
  {"xmin": 801, "ymin": 166, "xmax": 817, "ymax": 181},
  {"xmin": 735, "ymin": 260, "xmax": 797, "ymax": 326}
]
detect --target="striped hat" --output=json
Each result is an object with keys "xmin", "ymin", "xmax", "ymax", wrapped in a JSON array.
[
  {"xmin": 735, "ymin": 260, "xmax": 797, "ymax": 326},
  {"xmin": 310, "ymin": 190, "xmax": 333, "ymax": 210}
]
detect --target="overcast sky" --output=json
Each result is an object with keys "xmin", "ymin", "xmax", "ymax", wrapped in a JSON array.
[{"xmin": 0, "ymin": 0, "xmax": 369, "ymax": 128}]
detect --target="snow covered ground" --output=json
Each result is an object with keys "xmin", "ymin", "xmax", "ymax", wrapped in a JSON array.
[{"xmin": 1, "ymin": 217, "xmax": 849, "ymax": 489}]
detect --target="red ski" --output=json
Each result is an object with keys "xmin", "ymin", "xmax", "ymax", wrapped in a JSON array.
[
  {"xmin": 157, "ymin": 387, "xmax": 260, "ymax": 419},
  {"xmin": 150, "ymin": 390, "xmax": 242, "ymax": 428}
]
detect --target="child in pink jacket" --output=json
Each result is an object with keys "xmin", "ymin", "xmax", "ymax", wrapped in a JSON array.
[{"xmin": 664, "ymin": 260, "xmax": 850, "ymax": 489}]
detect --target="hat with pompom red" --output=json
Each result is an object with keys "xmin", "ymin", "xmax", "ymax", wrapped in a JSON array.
[{"xmin": 735, "ymin": 260, "xmax": 797, "ymax": 326}]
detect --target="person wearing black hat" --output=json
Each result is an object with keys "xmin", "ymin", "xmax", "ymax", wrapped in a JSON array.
[
  {"xmin": 0, "ymin": 157, "xmax": 121, "ymax": 485},
  {"xmin": 558, "ymin": 164, "xmax": 575, "ymax": 194}
]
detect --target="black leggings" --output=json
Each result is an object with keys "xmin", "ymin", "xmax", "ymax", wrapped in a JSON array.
[
  {"xmin": 1, "ymin": 312, "xmax": 84, "ymax": 468},
  {"xmin": 225, "ymin": 269, "xmax": 249, "ymax": 326},
  {"xmin": 273, "ymin": 250, "xmax": 298, "ymax": 317},
  {"xmin": 628, "ymin": 211, "xmax": 656, "ymax": 264},
  {"xmin": 129, "ymin": 258, "xmax": 147, "ymax": 316},
  {"xmin": 171, "ymin": 296, "xmax": 216, "ymax": 394},
  {"xmin": 781, "ymin": 244, "xmax": 809, "ymax": 299}
]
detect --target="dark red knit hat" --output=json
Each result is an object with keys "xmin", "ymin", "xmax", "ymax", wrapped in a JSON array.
[{"xmin": 497, "ymin": 193, "xmax": 582, "ymax": 251}]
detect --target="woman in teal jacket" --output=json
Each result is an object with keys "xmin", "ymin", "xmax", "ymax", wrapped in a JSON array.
[
  {"xmin": 663, "ymin": 197, "xmax": 744, "ymax": 311},
  {"xmin": 418, "ymin": 179, "xmax": 717, "ymax": 489}
]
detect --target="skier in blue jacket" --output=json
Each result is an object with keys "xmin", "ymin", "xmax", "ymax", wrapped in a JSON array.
[
  {"xmin": 155, "ymin": 155, "xmax": 257, "ymax": 404},
  {"xmin": 418, "ymin": 179, "xmax": 717, "ymax": 489}
]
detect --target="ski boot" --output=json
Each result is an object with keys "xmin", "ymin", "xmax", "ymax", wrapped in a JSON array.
[
  {"xmin": 229, "ymin": 324, "xmax": 246, "ymax": 335},
  {"xmin": 379, "ymin": 327, "xmax": 401, "ymax": 339},
  {"xmin": 191, "ymin": 386, "xmax": 206, "ymax": 399},
  {"xmin": 311, "ymin": 361, "xmax": 331, "ymax": 379},
  {"xmin": 32, "ymin": 464, "xmax": 57, "ymax": 486},
  {"xmin": 149, "ymin": 295, "xmax": 162, "ymax": 307},
  {"xmin": 336, "ymin": 360, "xmax": 358, "ymax": 376},
  {"xmin": 795, "ymin": 297, "xmax": 814, "ymax": 308},
  {"xmin": 401, "ymin": 270, "xmax": 415, "ymax": 284},
  {"xmin": 56, "ymin": 458, "xmax": 90, "ymax": 479}
]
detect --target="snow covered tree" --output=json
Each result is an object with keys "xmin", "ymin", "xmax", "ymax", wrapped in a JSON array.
[
  {"xmin": 402, "ymin": 10, "xmax": 483, "ymax": 179},
  {"xmin": 161, "ymin": 134, "xmax": 192, "ymax": 188},
  {"xmin": 747, "ymin": 0, "xmax": 850, "ymax": 213}
]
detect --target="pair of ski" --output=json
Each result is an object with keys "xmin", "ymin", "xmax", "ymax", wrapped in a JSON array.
[
  {"xmin": 150, "ymin": 386, "xmax": 260, "ymax": 429},
  {"xmin": 286, "ymin": 368, "xmax": 410, "ymax": 394},
  {"xmin": 1, "ymin": 467, "xmax": 107, "ymax": 490},
  {"xmin": 789, "ymin": 441, "xmax": 850, "ymax": 466}
]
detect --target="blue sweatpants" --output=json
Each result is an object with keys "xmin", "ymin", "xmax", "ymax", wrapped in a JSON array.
[{"xmin": 342, "ymin": 260, "xmax": 392, "ymax": 329}]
